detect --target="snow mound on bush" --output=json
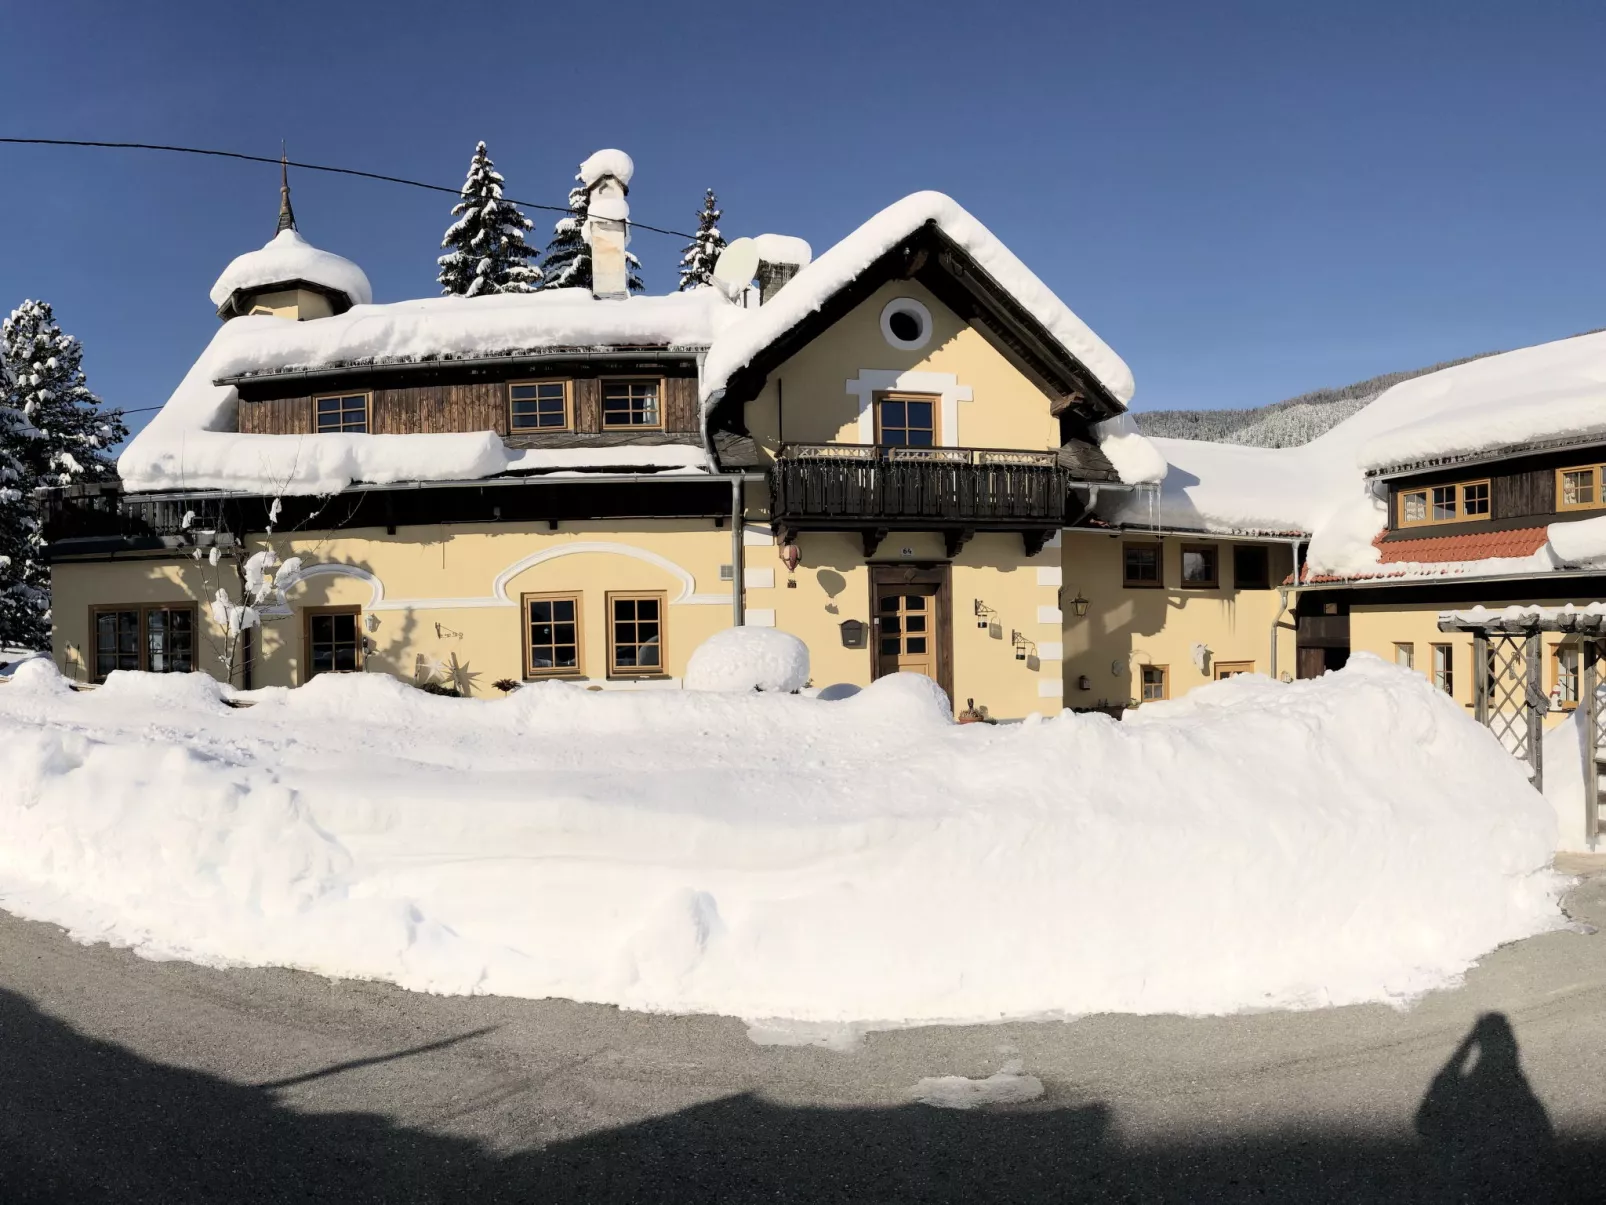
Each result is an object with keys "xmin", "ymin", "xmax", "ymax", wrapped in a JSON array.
[
  {"xmin": 685, "ymin": 627, "xmax": 809, "ymax": 693},
  {"xmin": 0, "ymin": 655, "xmax": 1565, "ymax": 1026},
  {"xmin": 4, "ymin": 657, "xmax": 70, "ymax": 695}
]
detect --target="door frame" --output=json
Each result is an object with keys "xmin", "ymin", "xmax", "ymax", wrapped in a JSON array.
[{"xmin": 869, "ymin": 563, "xmax": 953, "ymax": 704}]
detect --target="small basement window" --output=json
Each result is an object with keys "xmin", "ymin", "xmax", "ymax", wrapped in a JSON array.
[
  {"xmin": 1213, "ymin": 661, "xmax": 1254, "ymax": 680},
  {"xmin": 314, "ymin": 393, "xmax": 369, "ymax": 434},
  {"xmin": 1123, "ymin": 543, "xmax": 1162, "ymax": 588},
  {"xmin": 305, "ymin": 607, "xmax": 362, "ymax": 678},
  {"xmin": 510, "ymin": 381, "xmax": 571, "ymax": 431},
  {"xmin": 1140, "ymin": 664, "xmax": 1168, "ymax": 701},
  {"xmin": 1557, "ymin": 465, "xmax": 1606, "ymax": 512},
  {"xmin": 602, "ymin": 379, "xmax": 662, "ymax": 428},
  {"xmin": 1181, "ymin": 545, "xmax": 1219, "ymax": 589},
  {"xmin": 1396, "ymin": 479, "xmax": 1491, "ymax": 528}
]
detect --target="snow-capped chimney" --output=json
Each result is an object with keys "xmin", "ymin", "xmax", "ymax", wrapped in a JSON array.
[
  {"xmin": 753, "ymin": 234, "xmax": 812, "ymax": 305},
  {"xmin": 579, "ymin": 149, "xmax": 634, "ymax": 300}
]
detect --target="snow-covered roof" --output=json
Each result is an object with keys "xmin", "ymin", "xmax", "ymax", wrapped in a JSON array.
[
  {"xmin": 1119, "ymin": 329, "xmax": 1606, "ymax": 580},
  {"xmin": 119, "ymin": 289, "xmax": 737, "ymax": 495},
  {"xmin": 753, "ymin": 233, "xmax": 812, "ymax": 267},
  {"xmin": 579, "ymin": 149, "xmax": 634, "ymax": 188},
  {"xmin": 209, "ymin": 229, "xmax": 373, "ymax": 311},
  {"xmin": 700, "ymin": 191, "xmax": 1136, "ymax": 408}
]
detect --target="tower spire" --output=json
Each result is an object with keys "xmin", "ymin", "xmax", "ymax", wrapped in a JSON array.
[{"xmin": 276, "ymin": 143, "xmax": 297, "ymax": 234}]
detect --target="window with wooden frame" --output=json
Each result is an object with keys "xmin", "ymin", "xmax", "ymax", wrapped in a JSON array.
[
  {"xmin": 1233, "ymin": 544, "xmax": 1270, "ymax": 590},
  {"xmin": 601, "ymin": 378, "xmax": 663, "ymax": 429},
  {"xmin": 314, "ymin": 392, "xmax": 370, "ymax": 434},
  {"xmin": 1554, "ymin": 642, "xmax": 1582, "ymax": 709},
  {"xmin": 1431, "ymin": 643, "xmax": 1454, "ymax": 695},
  {"xmin": 1180, "ymin": 544, "xmax": 1219, "ymax": 589},
  {"xmin": 1556, "ymin": 464, "xmax": 1606, "ymax": 512},
  {"xmin": 304, "ymin": 606, "xmax": 362, "ymax": 678},
  {"xmin": 90, "ymin": 603, "xmax": 197, "ymax": 683},
  {"xmin": 606, "ymin": 592, "xmax": 665, "ymax": 677},
  {"xmin": 509, "ymin": 380, "xmax": 572, "ymax": 432},
  {"xmin": 1139, "ymin": 664, "xmax": 1168, "ymax": 702},
  {"xmin": 523, "ymin": 593, "xmax": 583, "ymax": 678},
  {"xmin": 1394, "ymin": 642, "xmax": 1415, "ymax": 670},
  {"xmin": 1122, "ymin": 543, "xmax": 1162, "ymax": 588},
  {"xmin": 1396, "ymin": 479, "xmax": 1491, "ymax": 527},
  {"xmin": 1213, "ymin": 660, "xmax": 1254, "ymax": 680},
  {"xmin": 874, "ymin": 391, "xmax": 938, "ymax": 448}
]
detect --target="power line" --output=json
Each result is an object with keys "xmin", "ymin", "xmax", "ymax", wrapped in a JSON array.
[{"xmin": 0, "ymin": 137, "xmax": 698, "ymax": 240}]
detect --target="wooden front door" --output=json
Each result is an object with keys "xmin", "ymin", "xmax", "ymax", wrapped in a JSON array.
[
  {"xmin": 876, "ymin": 584, "xmax": 939, "ymax": 679},
  {"xmin": 870, "ymin": 565, "xmax": 953, "ymax": 703}
]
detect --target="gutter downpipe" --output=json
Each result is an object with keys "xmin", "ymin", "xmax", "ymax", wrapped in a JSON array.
[
  {"xmin": 1269, "ymin": 538, "xmax": 1305, "ymax": 681},
  {"xmin": 700, "ymin": 379, "xmax": 745, "ymax": 629}
]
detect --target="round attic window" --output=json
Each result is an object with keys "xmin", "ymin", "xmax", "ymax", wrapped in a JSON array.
[{"xmin": 880, "ymin": 297, "xmax": 933, "ymax": 351}]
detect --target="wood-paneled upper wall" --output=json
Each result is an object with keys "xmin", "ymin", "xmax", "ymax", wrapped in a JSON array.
[
  {"xmin": 238, "ymin": 376, "xmax": 700, "ymax": 436},
  {"xmin": 1382, "ymin": 440, "xmax": 1606, "ymax": 537}
]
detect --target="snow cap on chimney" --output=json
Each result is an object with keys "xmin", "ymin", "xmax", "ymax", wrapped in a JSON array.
[
  {"xmin": 580, "ymin": 149, "xmax": 634, "ymax": 299},
  {"xmin": 753, "ymin": 233, "xmax": 812, "ymax": 304}
]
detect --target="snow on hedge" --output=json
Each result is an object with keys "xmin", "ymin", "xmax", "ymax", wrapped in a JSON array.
[
  {"xmin": 118, "ymin": 289, "xmax": 734, "ymax": 494},
  {"xmin": 700, "ymin": 191, "xmax": 1136, "ymax": 408},
  {"xmin": 685, "ymin": 627, "xmax": 809, "ymax": 693},
  {"xmin": 210, "ymin": 229, "xmax": 373, "ymax": 309},
  {"xmin": 0, "ymin": 656, "xmax": 1562, "ymax": 1026}
]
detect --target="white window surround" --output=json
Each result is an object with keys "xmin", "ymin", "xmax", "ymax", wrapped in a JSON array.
[
  {"xmin": 845, "ymin": 369, "xmax": 973, "ymax": 447},
  {"xmin": 879, "ymin": 296, "xmax": 934, "ymax": 351}
]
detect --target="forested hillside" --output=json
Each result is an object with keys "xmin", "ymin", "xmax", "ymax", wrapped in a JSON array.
[{"xmin": 1132, "ymin": 353, "xmax": 1498, "ymax": 448}]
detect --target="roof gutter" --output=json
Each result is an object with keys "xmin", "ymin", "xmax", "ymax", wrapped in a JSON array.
[
  {"xmin": 120, "ymin": 471, "xmax": 766, "ymax": 505},
  {"xmin": 1294, "ymin": 566, "xmax": 1606, "ymax": 592}
]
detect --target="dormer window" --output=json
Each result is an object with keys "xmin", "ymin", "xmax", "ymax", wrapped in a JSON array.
[
  {"xmin": 1557, "ymin": 465, "xmax": 1606, "ymax": 512},
  {"xmin": 1397, "ymin": 479, "xmax": 1490, "ymax": 528},
  {"xmin": 315, "ymin": 392, "xmax": 369, "ymax": 434}
]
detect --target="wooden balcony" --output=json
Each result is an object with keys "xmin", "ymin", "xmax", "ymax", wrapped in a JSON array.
[
  {"xmin": 769, "ymin": 443, "xmax": 1068, "ymax": 556},
  {"xmin": 41, "ymin": 483, "xmax": 231, "ymax": 550}
]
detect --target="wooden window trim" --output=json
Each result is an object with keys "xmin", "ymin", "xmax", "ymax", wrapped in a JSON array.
[
  {"xmin": 600, "ymin": 377, "xmax": 666, "ymax": 431},
  {"xmin": 521, "ymin": 591, "xmax": 585, "ymax": 680},
  {"xmin": 1552, "ymin": 640, "xmax": 1582, "ymax": 710},
  {"xmin": 1213, "ymin": 660, "xmax": 1254, "ymax": 680},
  {"xmin": 1430, "ymin": 642, "xmax": 1455, "ymax": 694},
  {"xmin": 508, "ymin": 379, "xmax": 574, "ymax": 433},
  {"xmin": 1122, "ymin": 542, "xmax": 1164, "ymax": 589},
  {"xmin": 1395, "ymin": 479, "xmax": 1493, "ymax": 528},
  {"xmin": 313, "ymin": 391, "xmax": 372, "ymax": 434},
  {"xmin": 1139, "ymin": 663, "xmax": 1169, "ymax": 702},
  {"xmin": 872, "ymin": 389, "xmax": 941, "ymax": 448},
  {"xmin": 88, "ymin": 602, "xmax": 199, "ymax": 683},
  {"xmin": 302, "ymin": 604, "xmax": 363, "ymax": 682},
  {"xmin": 1180, "ymin": 543, "xmax": 1220, "ymax": 590},
  {"xmin": 1555, "ymin": 465, "xmax": 1606, "ymax": 513},
  {"xmin": 605, "ymin": 590, "xmax": 668, "ymax": 678}
]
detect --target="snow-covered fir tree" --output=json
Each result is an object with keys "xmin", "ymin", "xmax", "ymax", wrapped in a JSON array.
[
  {"xmin": 541, "ymin": 168, "xmax": 644, "ymax": 293},
  {"xmin": 678, "ymin": 189, "xmax": 726, "ymax": 290},
  {"xmin": 437, "ymin": 141, "xmax": 543, "ymax": 297},
  {"xmin": 1, "ymin": 300, "xmax": 126, "ymax": 649},
  {"xmin": 0, "ymin": 352, "xmax": 44, "ymax": 648}
]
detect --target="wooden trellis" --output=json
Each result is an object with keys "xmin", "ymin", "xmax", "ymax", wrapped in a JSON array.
[{"xmin": 1440, "ymin": 607, "xmax": 1606, "ymax": 845}]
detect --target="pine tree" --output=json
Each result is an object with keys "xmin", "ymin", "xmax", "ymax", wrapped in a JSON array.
[
  {"xmin": 540, "ymin": 168, "xmax": 645, "ymax": 293},
  {"xmin": 437, "ymin": 141, "xmax": 543, "ymax": 297},
  {"xmin": 1, "ymin": 300, "xmax": 126, "ymax": 650},
  {"xmin": 0, "ymin": 352, "xmax": 43, "ymax": 648},
  {"xmin": 678, "ymin": 189, "xmax": 726, "ymax": 291}
]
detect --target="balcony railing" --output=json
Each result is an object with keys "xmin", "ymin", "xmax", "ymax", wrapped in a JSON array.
[
  {"xmin": 769, "ymin": 443, "xmax": 1068, "ymax": 527},
  {"xmin": 41, "ymin": 483, "xmax": 229, "ymax": 546}
]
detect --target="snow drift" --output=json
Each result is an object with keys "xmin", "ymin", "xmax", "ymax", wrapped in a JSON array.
[{"xmin": 0, "ymin": 657, "xmax": 1562, "ymax": 1026}]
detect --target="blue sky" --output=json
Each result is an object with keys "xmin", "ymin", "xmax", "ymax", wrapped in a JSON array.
[{"xmin": 3, "ymin": 1, "xmax": 1604, "ymax": 442}]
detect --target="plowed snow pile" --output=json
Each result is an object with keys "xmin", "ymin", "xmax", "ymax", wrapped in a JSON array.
[{"xmin": 0, "ymin": 656, "xmax": 1563, "ymax": 1025}]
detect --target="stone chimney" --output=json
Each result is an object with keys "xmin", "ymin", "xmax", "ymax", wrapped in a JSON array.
[
  {"xmin": 579, "ymin": 149, "xmax": 635, "ymax": 300},
  {"xmin": 752, "ymin": 234, "xmax": 813, "ymax": 305}
]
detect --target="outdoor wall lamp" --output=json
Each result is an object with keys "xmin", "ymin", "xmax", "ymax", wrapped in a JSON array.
[
  {"xmin": 1011, "ymin": 630, "xmax": 1037, "ymax": 661},
  {"xmin": 1078, "ymin": 674, "xmax": 1092, "ymax": 691},
  {"xmin": 974, "ymin": 599, "xmax": 997, "ymax": 629},
  {"xmin": 1067, "ymin": 591, "xmax": 1090, "ymax": 619}
]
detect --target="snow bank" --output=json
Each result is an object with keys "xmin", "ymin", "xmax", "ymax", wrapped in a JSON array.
[
  {"xmin": 1547, "ymin": 513, "xmax": 1606, "ymax": 568},
  {"xmin": 702, "ymin": 191, "xmax": 1135, "ymax": 407},
  {"xmin": 118, "ymin": 289, "xmax": 736, "ymax": 494},
  {"xmin": 1541, "ymin": 701, "xmax": 1604, "ymax": 853},
  {"xmin": 684, "ymin": 627, "xmax": 810, "ymax": 693},
  {"xmin": 210, "ymin": 229, "xmax": 372, "ymax": 309},
  {"xmin": 0, "ymin": 657, "xmax": 1563, "ymax": 1026},
  {"xmin": 579, "ymin": 149, "xmax": 634, "ymax": 188}
]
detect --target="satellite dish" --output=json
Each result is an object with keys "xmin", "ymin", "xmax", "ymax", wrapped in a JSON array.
[{"xmin": 711, "ymin": 237, "xmax": 760, "ymax": 299}]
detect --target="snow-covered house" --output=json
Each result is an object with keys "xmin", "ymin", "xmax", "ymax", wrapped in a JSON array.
[{"xmin": 59, "ymin": 154, "xmax": 1293, "ymax": 717}]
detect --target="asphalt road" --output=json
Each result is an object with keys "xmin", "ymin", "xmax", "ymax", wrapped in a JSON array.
[{"xmin": 3, "ymin": 868, "xmax": 1606, "ymax": 1203}]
